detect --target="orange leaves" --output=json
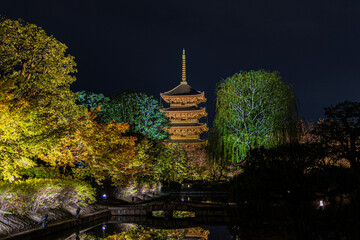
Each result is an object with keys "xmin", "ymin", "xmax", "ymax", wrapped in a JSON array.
[
  {"xmin": 82, "ymin": 120, "xmax": 144, "ymax": 186},
  {"xmin": 40, "ymin": 111, "xmax": 138, "ymax": 186}
]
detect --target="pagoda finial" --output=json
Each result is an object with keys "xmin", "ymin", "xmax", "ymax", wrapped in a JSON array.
[{"xmin": 181, "ymin": 48, "xmax": 187, "ymax": 84}]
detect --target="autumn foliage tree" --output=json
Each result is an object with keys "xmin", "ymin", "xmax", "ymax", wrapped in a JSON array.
[
  {"xmin": 76, "ymin": 121, "xmax": 138, "ymax": 186},
  {"xmin": 40, "ymin": 112, "xmax": 139, "ymax": 187},
  {"xmin": 0, "ymin": 98, "xmax": 36, "ymax": 180},
  {"xmin": 0, "ymin": 18, "xmax": 87, "ymax": 180},
  {"xmin": 0, "ymin": 18, "xmax": 154, "ymax": 187}
]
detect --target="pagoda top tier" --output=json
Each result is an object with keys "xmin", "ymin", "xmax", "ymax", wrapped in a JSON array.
[
  {"xmin": 161, "ymin": 82, "xmax": 202, "ymax": 96},
  {"xmin": 160, "ymin": 84, "xmax": 206, "ymax": 104},
  {"xmin": 160, "ymin": 49, "xmax": 206, "ymax": 104}
]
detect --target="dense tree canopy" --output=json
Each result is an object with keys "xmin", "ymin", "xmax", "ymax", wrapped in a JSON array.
[
  {"xmin": 76, "ymin": 91, "xmax": 108, "ymax": 112},
  {"xmin": 211, "ymin": 70, "xmax": 298, "ymax": 163},
  {"xmin": 313, "ymin": 101, "xmax": 360, "ymax": 169},
  {"xmin": 40, "ymin": 113, "xmax": 139, "ymax": 186},
  {"xmin": 0, "ymin": 18, "xmax": 87, "ymax": 180},
  {"xmin": 154, "ymin": 143, "xmax": 189, "ymax": 182},
  {"xmin": 77, "ymin": 91, "xmax": 169, "ymax": 141}
]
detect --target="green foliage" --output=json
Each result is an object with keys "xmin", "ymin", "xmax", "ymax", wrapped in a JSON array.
[
  {"xmin": 212, "ymin": 70, "xmax": 299, "ymax": 163},
  {"xmin": 312, "ymin": 101, "xmax": 360, "ymax": 169},
  {"xmin": 76, "ymin": 91, "xmax": 109, "ymax": 112},
  {"xmin": 82, "ymin": 91, "xmax": 169, "ymax": 140},
  {"xmin": 130, "ymin": 139, "xmax": 160, "ymax": 184},
  {"xmin": 154, "ymin": 143, "xmax": 189, "ymax": 182},
  {"xmin": 98, "ymin": 91, "xmax": 137, "ymax": 124},
  {"xmin": 0, "ymin": 178, "xmax": 95, "ymax": 215},
  {"xmin": 134, "ymin": 94, "xmax": 169, "ymax": 140},
  {"xmin": 21, "ymin": 166, "xmax": 60, "ymax": 179},
  {"xmin": 0, "ymin": 18, "xmax": 88, "ymax": 180}
]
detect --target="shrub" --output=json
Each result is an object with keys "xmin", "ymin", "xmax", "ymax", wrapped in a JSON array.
[
  {"xmin": 0, "ymin": 178, "xmax": 95, "ymax": 215},
  {"xmin": 31, "ymin": 179, "xmax": 62, "ymax": 212},
  {"xmin": 59, "ymin": 179, "xmax": 96, "ymax": 207},
  {"xmin": 22, "ymin": 167, "xmax": 60, "ymax": 179}
]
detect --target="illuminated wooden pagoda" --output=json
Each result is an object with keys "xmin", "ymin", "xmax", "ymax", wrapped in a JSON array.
[{"xmin": 160, "ymin": 49, "xmax": 208, "ymax": 146}]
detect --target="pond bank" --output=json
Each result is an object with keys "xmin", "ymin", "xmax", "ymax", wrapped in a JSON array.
[{"xmin": 0, "ymin": 206, "xmax": 110, "ymax": 240}]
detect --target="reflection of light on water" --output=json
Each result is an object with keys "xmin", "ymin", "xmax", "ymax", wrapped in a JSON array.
[
  {"xmin": 102, "ymin": 194, "xmax": 107, "ymax": 199},
  {"xmin": 78, "ymin": 222, "xmax": 229, "ymax": 239},
  {"xmin": 173, "ymin": 210, "xmax": 196, "ymax": 218},
  {"xmin": 97, "ymin": 225, "xmax": 212, "ymax": 239},
  {"xmin": 152, "ymin": 210, "xmax": 165, "ymax": 217}
]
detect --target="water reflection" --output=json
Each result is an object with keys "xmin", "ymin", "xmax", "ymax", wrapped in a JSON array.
[
  {"xmin": 79, "ymin": 224, "xmax": 211, "ymax": 240},
  {"xmin": 228, "ymin": 201, "xmax": 360, "ymax": 240},
  {"xmin": 39, "ymin": 199, "xmax": 360, "ymax": 240}
]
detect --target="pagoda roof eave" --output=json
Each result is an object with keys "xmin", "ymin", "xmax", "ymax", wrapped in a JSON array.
[
  {"xmin": 161, "ymin": 107, "xmax": 206, "ymax": 112},
  {"xmin": 161, "ymin": 82, "xmax": 203, "ymax": 96},
  {"xmin": 160, "ymin": 92, "xmax": 204, "ymax": 97}
]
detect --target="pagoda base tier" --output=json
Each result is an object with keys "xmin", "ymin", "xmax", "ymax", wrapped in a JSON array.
[{"xmin": 164, "ymin": 139, "xmax": 207, "ymax": 149}]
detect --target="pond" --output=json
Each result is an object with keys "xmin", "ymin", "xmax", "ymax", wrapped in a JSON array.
[
  {"xmin": 37, "ymin": 194, "xmax": 234, "ymax": 240},
  {"xmin": 37, "ymin": 196, "xmax": 360, "ymax": 240},
  {"xmin": 77, "ymin": 221, "xmax": 231, "ymax": 240},
  {"xmin": 38, "ymin": 215, "xmax": 232, "ymax": 240}
]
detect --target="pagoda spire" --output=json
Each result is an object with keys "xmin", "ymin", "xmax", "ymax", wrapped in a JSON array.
[{"xmin": 181, "ymin": 49, "xmax": 187, "ymax": 84}]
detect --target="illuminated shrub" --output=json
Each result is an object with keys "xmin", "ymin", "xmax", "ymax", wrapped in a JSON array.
[
  {"xmin": 31, "ymin": 180, "xmax": 62, "ymax": 212},
  {"xmin": 0, "ymin": 182, "xmax": 28, "ymax": 215},
  {"xmin": 60, "ymin": 180, "xmax": 96, "ymax": 207},
  {"xmin": 0, "ymin": 179, "xmax": 95, "ymax": 215},
  {"xmin": 22, "ymin": 167, "xmax": 60, "ymax": 179}
]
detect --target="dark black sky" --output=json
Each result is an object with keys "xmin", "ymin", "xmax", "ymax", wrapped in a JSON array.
[{"xmin": 2, "ymin": 0, "xmax": 360, "ymax": 125}]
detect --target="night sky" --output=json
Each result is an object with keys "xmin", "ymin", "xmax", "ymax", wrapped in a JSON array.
[{"xmin": 2, "ymin": 0, "xmax": 360, "ymax": 125}]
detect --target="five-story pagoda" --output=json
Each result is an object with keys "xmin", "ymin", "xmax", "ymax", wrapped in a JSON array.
[{"xmin": 160, "ymin": 49, "xmax": 208, "ymax": 146}]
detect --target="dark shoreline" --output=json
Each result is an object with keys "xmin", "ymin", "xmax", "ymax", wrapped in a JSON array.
[{"xmin": 0, "ymin": 210, "xmax": 110, "ymax": 240}]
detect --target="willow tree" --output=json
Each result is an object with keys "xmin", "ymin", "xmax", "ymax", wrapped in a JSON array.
[{"xmin": 212, "ymin": 70, "xmax": 298, "ymax": 163}]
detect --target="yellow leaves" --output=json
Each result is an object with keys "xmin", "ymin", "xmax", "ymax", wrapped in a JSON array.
[
  {"xmin": 0, "ymin": 98, "xmax": 38, "ymax": 180},
  {"xmin": 0, "ymin": 99, "xmax": 29, "ymax": 140},
  {"xmin": 39, "ymin": 113, "xmax": 138, "ymax": 186},
  {"xmin": 0, "ymin": 18, "xmax": 92, "ymax": 180}
]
